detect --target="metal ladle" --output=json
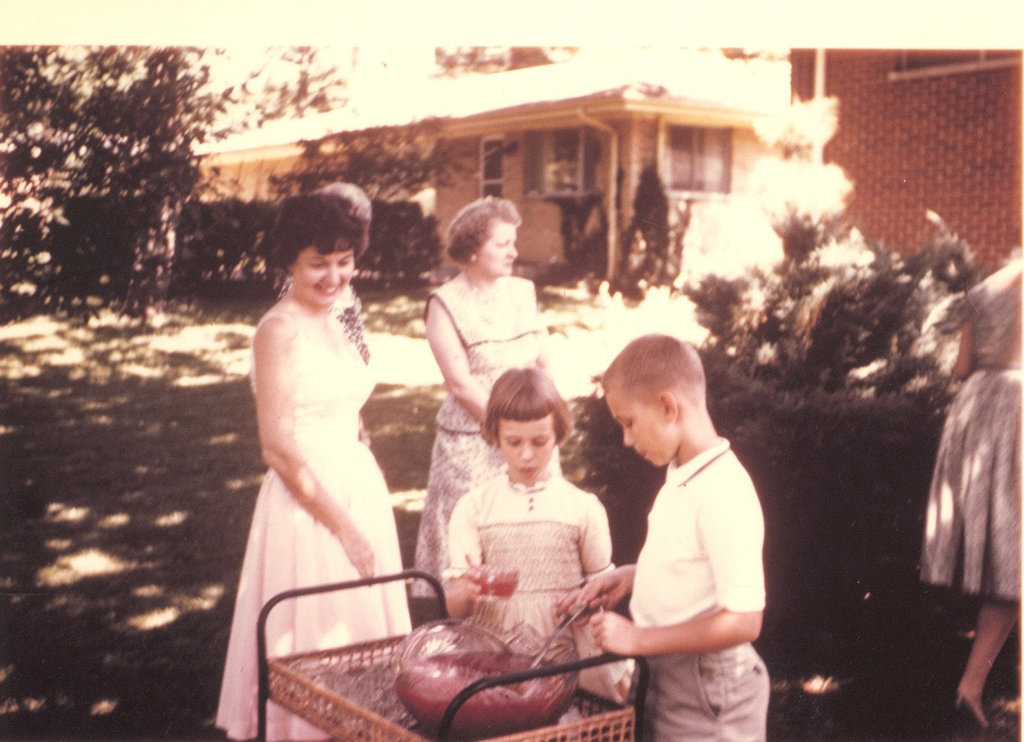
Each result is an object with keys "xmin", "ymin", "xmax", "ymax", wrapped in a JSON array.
[{"xmin": 528, "ymin": 602, "xmax": 591, "ymax": 669}]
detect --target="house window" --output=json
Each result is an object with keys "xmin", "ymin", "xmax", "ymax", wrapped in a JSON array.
[
  {"xmin": 896, "ymin": 49, "xmax": 1019, "ymax": 72},
  {"xmin": 524, "ymin": 128, "xmax": 600, "ymax": 196},
  {"xmin": 667, "ymin": 125, "xmax": 731, "ymax": 194},
  {"xmin": 887, "ymin": 49, "xmax": 1021, "ymax": 81},
  {"xmin": 480, "ymin": 137, "xmax": 504, "ymax": 197}
]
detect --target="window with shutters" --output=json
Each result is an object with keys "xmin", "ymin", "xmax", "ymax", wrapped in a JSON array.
[
  {"xmin": 480, "ymin": 137, "xmax": 504, "ymax": 197},
  {"xmin": 523, "ymin": 128, "xmax": 600, "ymax": 197},
  {"xmin": 667, "ymin": 125, "xmax": 731, "ymax": 194}
]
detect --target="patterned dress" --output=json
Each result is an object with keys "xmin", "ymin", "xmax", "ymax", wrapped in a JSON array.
[
  {"xmin": 412, "ymin": 275, "xmax": 547, "ymax": 596},
  {"xmin": 921, "ymin": 264, "xmax": 1022, "ymax": 601},
  {"xmin": 447, "ymin": 473, "xmax": 632, "ymax": 702}
]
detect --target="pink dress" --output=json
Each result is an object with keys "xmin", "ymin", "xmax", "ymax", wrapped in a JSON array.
[{"xmin": 216, "ymin": 318, "xmax": 410, "ymax": 741}]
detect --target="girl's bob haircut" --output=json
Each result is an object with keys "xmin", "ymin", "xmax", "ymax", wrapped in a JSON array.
[{"xmin": 482, "ymin": 367, "xmax": 573, "ymax": 446}]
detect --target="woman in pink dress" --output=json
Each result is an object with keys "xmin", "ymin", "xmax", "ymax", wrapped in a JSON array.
[{"xmin": 216, "ymin": 191, "xmax": 410, "ymax": 741}]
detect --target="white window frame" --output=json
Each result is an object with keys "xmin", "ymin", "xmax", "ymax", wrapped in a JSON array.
[
  {"xmin": 887, "ymin": 50, "xmax": 1020, "ymax": 82},
  {"xmin": 524, "ymin": 127, "xmax": 599, "ymax": 198},
  {"xmin": 480, "ymin": 136, "xmax": 504, "ymax": 198},
  {"xmin": 663, "ymin": 123, "xmax": 732, "ymax": 197}
]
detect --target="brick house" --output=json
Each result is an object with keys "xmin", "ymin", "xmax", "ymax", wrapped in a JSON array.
[
  {"xmin": 203, "ymin": 48, "xmax": 792, "ymax": 280},
  {"xmin": 789, "ymin": 49, "xmax": 1022, "ymax": 266},
  {"xmin": 427, "ymin": 48, "xmax": 790, "ymax": 280}
]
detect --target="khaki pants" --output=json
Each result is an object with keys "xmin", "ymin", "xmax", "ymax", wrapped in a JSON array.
[{"xmin": 643, "ymin": 643, "xmax": 769, "ymax": 741}]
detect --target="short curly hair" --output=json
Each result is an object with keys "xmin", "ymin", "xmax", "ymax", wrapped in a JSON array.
[
  {"xmin": 315, "ymin": 182, "xmax": 372, "ymax": 257},
  {"xmin": 265, "ymin": 191, "xmax": 368, "ymax": 270},
  {"xmin": 446, "ymin": 196, "xmax": 522, "ymax": 264},
  {"xmin": 482, "ymin": 367, "xmax": 573, "ymax": 447}
]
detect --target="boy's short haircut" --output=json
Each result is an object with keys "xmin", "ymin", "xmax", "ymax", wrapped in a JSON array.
[
  {"xmin": 483, "ymin": 367, "xmax": 573, "ymax": 446},
  {"xmin": 603, "ymin": 334, "xmax": 706, "ymax": 402}
]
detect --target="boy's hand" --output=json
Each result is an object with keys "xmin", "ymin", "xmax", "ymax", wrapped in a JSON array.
[
  {"xmin": 558, "ymin": 566, "xmax": 634, "ymax": 616},
  {"xmin": 589, "ymin": 610, "xmax": 640, "ymax": 655}
]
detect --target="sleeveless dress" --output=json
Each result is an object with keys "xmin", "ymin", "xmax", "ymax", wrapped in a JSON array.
[
  {"xmin": 412, "ymin": 276, "xmax": 548, "ymax": 596},
  {"xmin": 216, "ymin": 317, "xmax": 410, "ymax": 741},
  {"xmin": 447, "ymin": 474, "xmax": 632, "ymax": 703},
  {"xmin": 920, "ymin": 268, "xmax": 1022, "ymax": 601}
]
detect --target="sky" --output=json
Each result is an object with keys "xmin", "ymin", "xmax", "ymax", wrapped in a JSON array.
[{"xmin": 1, "ymin": 0, "xmax": 1022, "ymax": 49}]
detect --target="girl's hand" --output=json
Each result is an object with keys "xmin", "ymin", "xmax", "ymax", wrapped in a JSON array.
[
  {"xmin": 339, "ymin": 529, "xmax": 375, "ymax": 578},
  {"xmin": 589, "ymin": 610, "xmax": 640, "ymax": 656},
  {"xmin": 445, "ymin": 571, "xmax": 483, "ymax": 618}
]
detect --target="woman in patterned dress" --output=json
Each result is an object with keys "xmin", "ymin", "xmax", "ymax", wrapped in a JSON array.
[
  {"xmin": 921, "ymin": 257, "xmax": 1022, "ymax": 729},
  {"xmin": 412, "ymin": 197, "xmax": 551, "ymax": 597}
]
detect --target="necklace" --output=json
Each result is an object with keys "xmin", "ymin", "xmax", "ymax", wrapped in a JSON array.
[{"xmin": 462, "ymin": 271, "xmax": 499, "ymax": 296}]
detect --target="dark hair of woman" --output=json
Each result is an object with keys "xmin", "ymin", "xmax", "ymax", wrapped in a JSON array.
[{"xmin": 265, "ymin": 192, "xmax": 367, "ymax": 270}]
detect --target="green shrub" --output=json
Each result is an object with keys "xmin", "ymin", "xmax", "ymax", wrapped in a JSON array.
[
  {"xmin": 171, "ymin": 198, "xmax": 278, "ymax": 300},
  {"xmin": 683, "ymin": 231, "xmax": 976, "ymax": 396},
  {"xmin": 575, "ymin": 229, "xmax": 979, "ymax": 670},
  {"xmin": 1, "ymin": 195, "xmax": 139, "ymax": 320},
  {"xmin": 612, "ymin": 165, "xmax": 679, "ymax": 299},
  {"xmin": 360, "ymin": 200, "xmax": 442, "ymax": 287}
]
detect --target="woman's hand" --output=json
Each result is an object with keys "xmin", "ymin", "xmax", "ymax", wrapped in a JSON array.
[{"xmin": 338, "ymin": 527, "xmax": 375, "ymax": 579}]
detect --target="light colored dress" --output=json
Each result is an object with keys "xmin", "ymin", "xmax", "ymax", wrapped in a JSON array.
[
  {"xmin": 412, "ymin": 276, "xmax": 547, "ymax": 596},
  {"xmin": 447, "ymin": 473, "xmax": 631, "ymax": 703},
  {"xmin": 921, "ymin": 265, "xmax": 1022, "ymax": 601},
  {"xmin": 216, "ymin": 316, "xmax": 410, "ymax": 741}
]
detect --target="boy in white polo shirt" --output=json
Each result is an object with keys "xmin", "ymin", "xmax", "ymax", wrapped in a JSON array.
[{"xmin": 558, "ymin": 333, "xmax": 769, "ymax": 741}]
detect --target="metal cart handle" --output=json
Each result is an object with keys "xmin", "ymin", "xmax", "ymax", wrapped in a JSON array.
[
  {"xmin": 436, "ymin": 652, "xmax": 649, "ymax": 741},
  {"xmin": 256, "ymin": 569, "xmax": 447, "ymax": 742}
]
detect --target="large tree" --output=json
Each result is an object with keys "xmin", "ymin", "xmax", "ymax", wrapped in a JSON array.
[{"xmin": 0, "ymin": 45, "xmax": 345, "ymax": 322}]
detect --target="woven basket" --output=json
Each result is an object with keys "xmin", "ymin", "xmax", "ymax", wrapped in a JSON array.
[{"xmin": 268, "ymin": 635, "xmax": 635, "ymax": 741}]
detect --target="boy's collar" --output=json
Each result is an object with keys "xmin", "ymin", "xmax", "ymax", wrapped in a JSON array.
[{"xmin": 666, "ymin": 438, "xmax": 730, "ymax": 487}]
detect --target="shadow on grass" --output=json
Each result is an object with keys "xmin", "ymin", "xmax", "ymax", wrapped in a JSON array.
[
  {"xmin": 0, "ymin": 329, "xmax": 445, "ymax": 739},
  {"xmin": 1, "ymin": 359, "xmax": 261, "ymax": 739},
  {"xmin": 0, "ymin": 302, "xmax": 1018, "ymax": 741}
]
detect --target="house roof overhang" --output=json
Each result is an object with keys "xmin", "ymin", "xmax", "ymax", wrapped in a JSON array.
[
  {"xmin": 438, "ymin": 91, "xmax": 779, "ymax": 138},
  {"xmin": 201, "ymin": 48, "xmax": 791, "ymax": 157}
]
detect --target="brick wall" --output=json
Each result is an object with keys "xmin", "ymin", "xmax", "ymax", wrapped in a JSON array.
[{"xmin": 791, "ymin": 49, "xmax": 1021, "ymax": 265}]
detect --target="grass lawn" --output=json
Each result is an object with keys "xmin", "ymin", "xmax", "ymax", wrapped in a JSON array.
[{"xmin": 0, "ymin": 287, "xmax": 1018, "ymax": 740}]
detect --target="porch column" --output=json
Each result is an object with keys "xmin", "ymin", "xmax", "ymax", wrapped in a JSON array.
[{"xmin": 577, "ymin": 109, "xmax": 619, "ymax": 282}]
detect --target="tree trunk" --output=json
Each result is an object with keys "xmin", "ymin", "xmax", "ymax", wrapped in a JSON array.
[{"xmin": 123, "ymin": 197, "xmax": 180, "ymax": 322}]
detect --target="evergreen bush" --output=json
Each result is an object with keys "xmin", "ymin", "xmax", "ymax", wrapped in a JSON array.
[
  {"xmin": 171, "ymin": 198, "xmax": 278, "ymax": 300},
  {"xmin": 360, "ymin": 200, "xmax": 442, "ymax": 287},
  {"xmin": 613, "ymin": 165, "xmax": 679, "ymax": 298},
  {"xmin": 574, "ymin": 229, "xmax": 979, "ymax": 669}
]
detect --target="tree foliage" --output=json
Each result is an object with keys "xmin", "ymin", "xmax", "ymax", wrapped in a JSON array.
[
  {"xmin": 434, "ymin": 47, "xmax": 576, "ymax": 76},
  {"xmin": 0, "ymin": 45, "xmax": 348, "ymax": 322},
  {"xmin": 0, "ymin": 46, "xmax": 223, "ymax": 320},
  {"xmin": 270, "ymin": 120, "xmax": 462, "ymax": 201}
]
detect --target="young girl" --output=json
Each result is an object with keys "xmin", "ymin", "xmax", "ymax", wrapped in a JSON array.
[{"xmin": 445, "ymin": 367, "xmax": 631, "ymax": 704}]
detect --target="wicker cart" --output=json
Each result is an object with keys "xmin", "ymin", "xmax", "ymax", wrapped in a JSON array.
[{"xmin": 257, "ymin": 570, "xmax": 647, "ymax": 741}]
